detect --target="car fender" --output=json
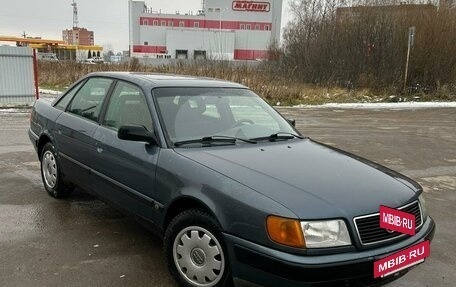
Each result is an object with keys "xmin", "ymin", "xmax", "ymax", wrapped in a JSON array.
[{"xmin": 157, "ymin": 149, "xmax": 298, "ymax": 248}]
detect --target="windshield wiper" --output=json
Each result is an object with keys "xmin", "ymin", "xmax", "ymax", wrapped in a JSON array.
[
  {"xmin": 210, "ymin": 135, "xmax": 257, "ymax": 144},
  {"xmin": 174, "ymin": 135, "xmax": 257, "ymax": 147},
  {"xmin": 250, "ymin": 132, "xmax": 304, "ymax": 142}
]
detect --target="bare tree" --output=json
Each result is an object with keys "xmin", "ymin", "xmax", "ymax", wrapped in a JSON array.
[{"xmin": 277, "ymin": 0, "xmax": 456, "ymax": 92}]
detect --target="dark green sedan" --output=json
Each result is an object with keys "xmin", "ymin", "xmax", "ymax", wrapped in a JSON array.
[{"xmin": 29, "ymin": 72, "xmax": 435, "ymax": 287}]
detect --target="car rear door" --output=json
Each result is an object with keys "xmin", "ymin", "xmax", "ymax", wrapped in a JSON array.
[
  {"xmin": 54, "ymin": 77, "xmax": 114, "ymax": 191},
  {"xmin": 91, "ymin": 80, "xmax": 162, "ymax": 223}
]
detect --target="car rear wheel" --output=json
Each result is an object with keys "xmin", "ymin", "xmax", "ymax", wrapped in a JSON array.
[
  {"xmin": 40, "ymin": 142, "xmax": 73, "ymax": 198},
  {"xmin": 164, "ymin": 209, "xmax": 232, "ymax": 287}
]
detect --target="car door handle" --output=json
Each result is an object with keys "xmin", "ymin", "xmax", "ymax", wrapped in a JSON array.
[{"xmin": 95, "ymin": 142, "xmax": 103, "ymax": 153}]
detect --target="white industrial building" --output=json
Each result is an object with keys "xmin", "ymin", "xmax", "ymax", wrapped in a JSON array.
[{"xmin": 128, "ymin": 0, "xmax": 282, "ymax": 60}]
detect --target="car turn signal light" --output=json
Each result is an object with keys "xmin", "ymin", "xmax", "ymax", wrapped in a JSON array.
[{"xmin": 266, "ymin": 215, "xmax": 306, "ymax": 248}]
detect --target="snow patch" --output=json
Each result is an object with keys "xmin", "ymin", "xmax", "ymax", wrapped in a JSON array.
[
  {"xmin": 0, "ymin": 108, "xmax": 28, "ymax": 113},
  {"xmin": 38, "ymin": 88, "xmax": 62, "ymax": 95},
  {"xmin": 291, "ymin": 102, "xmax": 456, "ymax": 109}
]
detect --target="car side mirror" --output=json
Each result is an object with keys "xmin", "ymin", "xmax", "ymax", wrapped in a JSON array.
[
  {"xmin": 287, "ymin": 119, "xmax": 296, "ymax": 127},
  {"xmin": 118, "ymin": 125, "xmax": 157, "ymax": 144}
]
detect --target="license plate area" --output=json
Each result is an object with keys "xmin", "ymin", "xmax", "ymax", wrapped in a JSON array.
[
  {"xmin": 381, "ymin": 259, "xmax": 424, "ymax": 278},
  {"xmin": 373, "ymin": 240, "xmax": 430, "ymax": 278}
]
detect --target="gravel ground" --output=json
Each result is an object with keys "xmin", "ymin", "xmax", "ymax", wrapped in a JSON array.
[{"xmin": 0, "ymin": 106, "xmax": 455, "ymax": 287}]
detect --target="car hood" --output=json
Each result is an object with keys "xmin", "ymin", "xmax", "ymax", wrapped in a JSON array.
[{"xmin": 175, "ymin": 139, "xmax": 420, "ymax": 219}]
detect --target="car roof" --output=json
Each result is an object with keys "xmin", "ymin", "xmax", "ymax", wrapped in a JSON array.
[{"xmin": 85, "ymin": 72, "xmax": 247, "ymax": 89}]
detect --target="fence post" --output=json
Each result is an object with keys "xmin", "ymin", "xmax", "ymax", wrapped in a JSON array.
[{"xmin": 33, "ymin": 49, "xmax": 39, "ymax": 99}]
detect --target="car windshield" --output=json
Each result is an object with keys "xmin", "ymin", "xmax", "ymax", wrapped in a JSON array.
[{"xmin": 153, "ymin": 87, "xmax": 298, "ymax": 146}]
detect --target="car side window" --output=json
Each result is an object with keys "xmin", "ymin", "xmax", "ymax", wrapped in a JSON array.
[
  {"xmin": 55, "ymin": 80, "xmax": 85, "ymax": 110},
  {"xmin": 67, "ymin": 78, "xmax": 113, "ymax": 122},
  {"xmin": 103, "ymin": 81, "xmax": 153, "ymax": 131}
]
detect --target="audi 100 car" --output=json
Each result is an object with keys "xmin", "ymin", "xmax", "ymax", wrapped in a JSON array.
[{"xmin": 29, "ymin": 72, "xmax": 435, "ymax": 287}]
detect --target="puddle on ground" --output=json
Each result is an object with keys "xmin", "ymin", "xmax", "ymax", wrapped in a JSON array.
[
  {"xmin": 384, "ymin": 158, "xmax": 404, "ymax": 165},
  {"xmin": 419, "ymin": 176, "xmax": 456, "ymax": 193},
  {"xmin": 377, "ymin": 126, "xmax": 400, "ymax": 130},
  {"xmin": 22, "ymin": 161, "xmax": 40, "ymax": 168},
  {"xmin": 0, "ymin": 204, "xmax": 42, "ymax": 242},
  {"xmin": 14, "ymin": 169, "xmax": 42, "ymax": 187}
]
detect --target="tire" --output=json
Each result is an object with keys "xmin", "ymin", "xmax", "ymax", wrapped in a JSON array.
[
  {"xmin": 40, "ymin": 142, "xmax": 73, "ymax": 198},
  {"xmin": 164, "ymin": 209, "xmax": 233, "ymax": 287}
]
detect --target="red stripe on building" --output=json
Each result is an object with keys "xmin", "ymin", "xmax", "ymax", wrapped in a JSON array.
[
  {"xmin": 133, "ymin": 45, "xmax": 167, "ymax": 53},
  {"xmin": 132, "ymin": 45, "xmax": 268, "ymax": 60},
  {"xmin": 140, "ymin": 17, "xmax": 272, "ymax": 31},
  {"xmin": 234, "ymin": 49, "xmax": 268, "ymax": 60}
]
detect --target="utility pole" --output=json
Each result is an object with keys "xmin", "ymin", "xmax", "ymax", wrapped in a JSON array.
[
  {"xmin": 219, "ymin": 9, "xmax": 222, "ymax": 60},
  {"xmin": 403, "ymin": 26, "xmax": 415, "ymax": 93},
  {"xmin": 218, "ymin": 8, "xmax": 227, "ymax": 60}
]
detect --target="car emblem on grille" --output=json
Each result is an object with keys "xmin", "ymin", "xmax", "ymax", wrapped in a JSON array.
[{"xmin": 386, "ymin": 229, "xmax": 395, "ymax": 234}]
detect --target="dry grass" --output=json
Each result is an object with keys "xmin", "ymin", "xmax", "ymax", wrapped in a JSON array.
[{"xmin": 38, "ymin": 60, "xmax": 454, "ymax": 105}]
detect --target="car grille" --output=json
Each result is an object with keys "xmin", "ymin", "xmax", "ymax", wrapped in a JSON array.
[{"xmin": 354, "ymin": 201, "xmax": 422, "ymax": 245}]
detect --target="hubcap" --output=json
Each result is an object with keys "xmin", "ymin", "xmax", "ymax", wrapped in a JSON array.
[
  {"xmin": 191, "ymin": 248, "xmax": 206, "ymax": 266},
  {"xmin": 173, "ymin": 226, "xmax": 225, "ymax": 287},
  {"xmin": 42, "ymin": 151, "xmax": 57, "ymax": 188}
]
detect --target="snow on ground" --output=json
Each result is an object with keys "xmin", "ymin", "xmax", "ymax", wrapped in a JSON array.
[
  {"xmin": 3, "ymin": 88, "xmax": 456, "ymax": 111},
  {"xmin": 38, "ymin": 88, "xmax": 62, "ymax": 95},
  {"xmin": 0, "ymin": 108, "xmax": 30, "ymax": 114},
  {"xmin": 34, "ymin": 88, "xmax": 456, "ymax": 109},
  {"xmin": 291, "ymin": 102, "xmax": 456, "ymax": 109}
]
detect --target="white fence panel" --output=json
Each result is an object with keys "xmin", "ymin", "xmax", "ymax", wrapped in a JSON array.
[{"xmin": 0, "ymin": 46, "xmax": 37, "ymax": 105}]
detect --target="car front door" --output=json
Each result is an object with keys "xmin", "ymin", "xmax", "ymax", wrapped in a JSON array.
[
  {"xmin": 54, "ymin": 77, "xmax": 114, "ymax": 191},
  {"xmin": 91, "ymin": 80, "xmax": 162, "ymax": 223}
]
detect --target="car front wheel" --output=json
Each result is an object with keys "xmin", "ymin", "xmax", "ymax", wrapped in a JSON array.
[{"xmin": 164, "ymin": 209, "xmax": 232, "ymax": 287}]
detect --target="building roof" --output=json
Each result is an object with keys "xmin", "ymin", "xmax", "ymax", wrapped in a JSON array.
[
  {"xmin": 0, "ymin": 36, "xmax": 101, "ymax": 51},
  {"xmin": 28, "ymin": 44, "xmax": 102, "ymax": 51},
  {"xmin": 63, "ymin": 27, "xmax": 94, "ymax": 32},
  {"xmin": 0, "ymin": 36, "xmax": 65, "ymax": 45}
]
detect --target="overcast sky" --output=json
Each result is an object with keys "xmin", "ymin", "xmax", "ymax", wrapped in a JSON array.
[{"xmin": 0, "ymin": 0, "xmax": 293, "ymax": 52}]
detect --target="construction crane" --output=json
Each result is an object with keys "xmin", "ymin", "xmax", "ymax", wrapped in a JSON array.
[{"xmin": 71, "ymin": 0, "xmax": 79, "ymax": 28}]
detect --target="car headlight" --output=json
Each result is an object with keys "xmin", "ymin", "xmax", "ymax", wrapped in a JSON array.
[
  {"xmin": 419, "ymin": 194, "xmax": 427, "ymax": 219},
  {"xmin": 301, "ymin": 220, "xmax": 352, "ymax": 248},
  {"xmin": 266, "ymin": 216, "xmax": 352, "ymax": 248}
]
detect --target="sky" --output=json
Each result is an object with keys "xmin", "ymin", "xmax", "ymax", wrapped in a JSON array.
[{"xmin": 0, "ymin": 0, "xmax": 293, "ymax": 52}]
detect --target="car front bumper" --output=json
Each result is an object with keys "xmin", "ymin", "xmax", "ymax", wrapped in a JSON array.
[{"xmin": 224, "ymin": 216, "xmax": 435, "ymax": 287}]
